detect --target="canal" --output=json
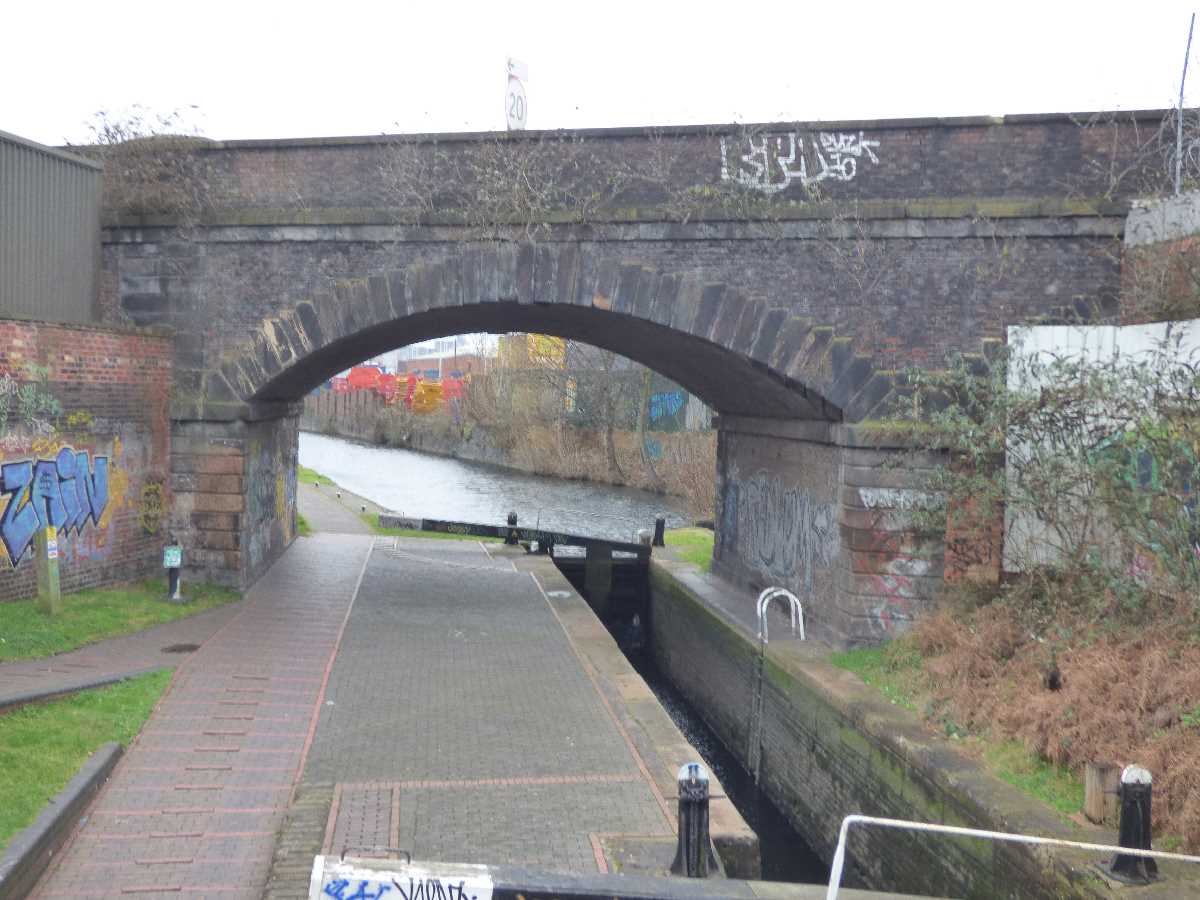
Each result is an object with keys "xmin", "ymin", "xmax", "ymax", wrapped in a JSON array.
[
  {"xmin": 299, "ymin": 431, "xmax": 691, "ymax": 541},
  {"xmin": 299, "ymin": 431, "xmax": 828, "ymax": 883}
]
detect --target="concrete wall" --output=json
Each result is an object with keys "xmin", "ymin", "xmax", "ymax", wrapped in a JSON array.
[
  {"xmin": 648, "ymin": 563, "xmax": 1112, "ymax": 899},
  {"xmin": 0, "ymin": 319, "xmax": 172, "ymax": 601}
]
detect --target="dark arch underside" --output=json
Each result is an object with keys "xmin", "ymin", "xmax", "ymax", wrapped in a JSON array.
[{"xmin": 250, "ymin": 303, "xmax": 842, "ymax": 421}]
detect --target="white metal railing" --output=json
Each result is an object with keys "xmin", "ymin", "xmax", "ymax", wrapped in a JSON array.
[
  {"xmin": 826, "ymin": 814, "xmax": 1200, "ymax": 899},
  {"xmin": 756, "ymin": 587, "xmax": 804, "ymax": 643},
  {"xmin": 747, "ymin": 588, "xmax": 805, "ymax": 783}
]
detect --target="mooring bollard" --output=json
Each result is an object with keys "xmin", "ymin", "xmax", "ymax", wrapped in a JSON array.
[
  {"xmin": 1103, "ymin": 765, "xmax": 1158, "ymax": 884},
  {"xmin": 505, "ymin": 511, "xmax": 519, "ymax": 545},
  {"xmin": 652, "ymin": 516, "xmax": 666, "ymax": 547},
  {"xmin": 670, "ymin": 762, "xmax": 718, "ymax": 878},
  {"xmin": 163, "ymin": 537, "xmax": 184, "ymax": 603}
]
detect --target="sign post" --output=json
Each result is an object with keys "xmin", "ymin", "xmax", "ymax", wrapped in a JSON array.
[
  {"xmin": 163, "ymin": 541, "xmax": 184, "ymax": 603},
  {"xmin": 506, "ymin": 57, "xmax": 528, "ymax": 131},
  {"xmin": 34, "ymin": 526, "xmax": 61, "ymax": 615}
]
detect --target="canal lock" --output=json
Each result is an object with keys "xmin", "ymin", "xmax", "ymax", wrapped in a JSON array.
[{"xmin": 551, "ymin": 549, "xmax": 829, "ymax": 884}]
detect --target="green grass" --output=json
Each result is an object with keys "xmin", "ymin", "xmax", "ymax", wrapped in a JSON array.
[
  {"xmin": 359, "ymin": 513, "xmax": 501, "ymax": 542},
  {"xmin": 983, "ymin": 741, "xmax": 1085, "ymax": 817},
  {"xmin": 832, "ymin": 643, "xmax": 1086, "ymax": 818},
  {"xmin": 296, "ymin": 512, "xmax": 313, "ymax": 537},
  {"xmin": 828, "ymin": 643, "xmax": 924, "ymax": 711},
  {"xmin": 0, "ymin": 579, "xmax": 240, "ymax": 662},
  {"xmin": 664, "ymin": 527, "xmax": 714, "ymax": 571},
  {"xmin": 0, "ymin": 669, "xmax": 172, "ymax": 851},
  {"xmin": 297, "ymin": 464, "xmax": 336, "ymax": 486}
]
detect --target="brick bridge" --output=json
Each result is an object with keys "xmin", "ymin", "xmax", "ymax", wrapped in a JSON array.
[{"xmin": 103, "ymin": 111, "xmax": 1159, "ymax": 645}]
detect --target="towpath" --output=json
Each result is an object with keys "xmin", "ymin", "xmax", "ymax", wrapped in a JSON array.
[{"xmin": 33, "ymin": 522, "xmax": 746, "ymax": 899}]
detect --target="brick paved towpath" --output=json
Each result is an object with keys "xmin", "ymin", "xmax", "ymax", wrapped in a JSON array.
[
  {"xmin": 31, "ymin": 533, "xmax": 373, "ymax": 900},
  {"xmin": 34, "ymin": 531, "xmax": 749, "ymax": 899}
]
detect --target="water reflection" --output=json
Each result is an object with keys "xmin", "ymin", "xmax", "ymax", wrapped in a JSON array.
[{"xmin": 299, "ymin": 432, "xmax": 690, "ymax": 541}]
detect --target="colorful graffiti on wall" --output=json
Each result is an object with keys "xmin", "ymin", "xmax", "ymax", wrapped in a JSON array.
[{"xmin": 0, "ymin": 447, "xmax": 108, "ymax": 566}]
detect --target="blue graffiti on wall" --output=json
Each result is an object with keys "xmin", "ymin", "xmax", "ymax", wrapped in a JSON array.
[
  {"xmin": 323, "ymin": 880, "xmax": 391, "ymax": 899},
  {"xmin": 0, "ymin": 447, "xmax": 108, "ymax": 566},
  {"xmin": 648, "ymin": 391, "xmax": 685, "ymax": 422}
]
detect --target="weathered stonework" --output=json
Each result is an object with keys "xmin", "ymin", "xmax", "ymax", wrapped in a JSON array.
[{"xmin": 95, "ymin": 114, "xmax": 1161, "ymax": 611}]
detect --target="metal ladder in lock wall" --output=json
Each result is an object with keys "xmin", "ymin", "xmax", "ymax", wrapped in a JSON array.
[{"xmin": 746, "ymin": 588, "xmax": 805, "ymax": 785}]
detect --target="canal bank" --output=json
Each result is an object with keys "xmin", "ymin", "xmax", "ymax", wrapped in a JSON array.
[{"xmin": 644, "ymin": 554, "xmax": 1194, "ymax": 899}]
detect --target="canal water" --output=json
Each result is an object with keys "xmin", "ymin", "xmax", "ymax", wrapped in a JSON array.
[
  {"xmin": 299, "ymin": 432, "xmax": 691, "ymax": 541},
  {"xmin": 300, "ymin": 431, "xmax": 826, "ymax": 883}
]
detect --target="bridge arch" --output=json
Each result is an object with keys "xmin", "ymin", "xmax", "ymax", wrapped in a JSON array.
[
  {"xmin": 183, "ymin": 243, "xmax": 927, "ymax": 648},
  {"xmin": 208, "ymin": 244, "xmax": 893, "ymax": 424}
]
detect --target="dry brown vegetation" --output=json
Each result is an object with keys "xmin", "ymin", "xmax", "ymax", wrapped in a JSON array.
[{"xmin": 909, "ymin": 597, "xmax": 1200, "ymax": 850}]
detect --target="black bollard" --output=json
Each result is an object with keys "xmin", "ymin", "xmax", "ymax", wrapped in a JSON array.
[
  {"xmin": 653, "ymin": 516, "xmax": 666, "ymax": 548},
  {"xmin": 1103, "ymin": 765, "xmax": 1158, "ymax": 884},
  {"xmin": 505, "ymin": 512, "xmax": 519, "ymax": 546},
  {"xmin": 670, "ymin": 762, "xmax": 718, "ymax": 878}
]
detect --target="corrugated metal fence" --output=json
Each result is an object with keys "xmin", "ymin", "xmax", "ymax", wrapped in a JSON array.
[{"xmin": 0, "ymin": 130, "xmax": 101, "ymax": 324}]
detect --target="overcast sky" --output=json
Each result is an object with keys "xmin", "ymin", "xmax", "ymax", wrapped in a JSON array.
[{"xmin": 5, "ymin": 0, "xmax": 1200, "ymax": 146}]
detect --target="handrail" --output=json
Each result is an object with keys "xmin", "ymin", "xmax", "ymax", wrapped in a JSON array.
[
  {"xmin": 756, "ymin": 587, "xmax": 804, "ymax": 643},
  {"xmin": 825, "ymin": 814, "xmax": 1200, "ymax": 899}
]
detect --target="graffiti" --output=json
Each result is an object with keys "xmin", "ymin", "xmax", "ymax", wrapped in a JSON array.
[
  {"xmin": 857, "ymin": 487, "xmax": 941, "ymax": 511},
  {"xmin": 0, "ymin": 447, "xmax": 108, "ymax": 566},
  {"xmin": 720, "ymin": 130, "xmax": 881, "ymax": 194},
  {"xmin": 139, "ymin": 479, "xmax": 164, "ymax": 534},
  {"xmin": 0, "ymin": 370, "xmax": 62, "ymax": 438},
  {"xmin": 870, "ymin": 573, "xmax": 914, "ymax": 634},
  {"xmin": 723, "ymin": 468, "xmax": 839, "ymax": 593},
  {"xmin": 648, "ymin": 390, "xmax": 685, "ymax": 423},
  {"xmin": 643, "ymin": 437, "xmax": 663, "ymax": 461},
  {"xmin": 322, "ymin": 880, "xmax": 391, "ymax": 900}
]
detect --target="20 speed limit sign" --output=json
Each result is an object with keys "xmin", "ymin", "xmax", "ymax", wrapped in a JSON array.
[{"xmin": 506, "ymin": 58, "xmax": 528, "ymax": 131}]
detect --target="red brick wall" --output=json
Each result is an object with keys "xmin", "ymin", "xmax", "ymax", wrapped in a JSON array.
[{"xmin": 0, "ymin": 319, "xmax": 173, "ymax": 601}]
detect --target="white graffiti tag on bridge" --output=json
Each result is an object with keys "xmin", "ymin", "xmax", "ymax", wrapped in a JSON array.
[{"xmin": 719, "ymin": 131, "xmax": 881, "ymax": 194}]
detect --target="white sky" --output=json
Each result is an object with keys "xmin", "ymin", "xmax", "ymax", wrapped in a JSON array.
[{"xmin": 5, "ymin": 0, "xmax": 1200, "ymax": 146}]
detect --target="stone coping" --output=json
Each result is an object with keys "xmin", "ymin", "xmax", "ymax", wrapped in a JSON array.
[
  {"xmin": 648, "ymin": 558, "xmax": 1199, "ymax": 897},
  {"xmin": 0, "ymin": 742, "xmax": 122, "ymax": 900},
  {"xmin": 102, "ymin": 196, "xmax": 1130, "ymax": 230},
  {"xmin": 82, "ymin": 108, "xmax": 1173, "ymax": 152}
]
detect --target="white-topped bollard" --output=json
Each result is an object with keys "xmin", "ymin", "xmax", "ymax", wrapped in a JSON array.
[{"xmin": 1103, "ymin": 765, "xmax": 1158, "ymax": 884}]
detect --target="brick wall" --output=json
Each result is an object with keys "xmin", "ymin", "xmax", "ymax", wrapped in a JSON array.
[{"xmin": 0, "ymin": 319, "xmax": 172, "ymax": 601}]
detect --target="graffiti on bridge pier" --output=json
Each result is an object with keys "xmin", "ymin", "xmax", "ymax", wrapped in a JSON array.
[{"xmin": 0, "ymin": 447, "xmax": 109, "ymax": 566}]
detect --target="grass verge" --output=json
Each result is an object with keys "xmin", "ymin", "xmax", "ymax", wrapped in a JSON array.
[
  {"xmin": 828, "ymin": 643, "xmax": 922, "ymax": 711},
  {"xmin": 664, "ymin": 527, "xmax": 714, "ymax": 571},
  {"xmin": 0, "ymin": 580, "xmax": 240, "ymax": 662},
  {"xmin": 296, "ymin": 512, "xmax": 313, "ymax": 537},
  {"xmin": 298, "ymin": 464, "xmax": 336, "ymax": 487},
  {"xmin": 982, "ymin": 740, "xmax": 1084, "ymax": 817},
  {"xmin": 830, "ymin": 641, "xmax": 1086, "ymax": 822},
  {"xmin": 0, "ymin": 669, "xmax": 172, "ymax": 852},
  {"xmin": 359, "ymin": 513, "xmax": 501, "ymax": 542}
]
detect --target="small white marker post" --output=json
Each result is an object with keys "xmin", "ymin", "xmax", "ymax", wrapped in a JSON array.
[{"xmin": 163, "ymin": 541, "xmax": 184, "ymax": 603}]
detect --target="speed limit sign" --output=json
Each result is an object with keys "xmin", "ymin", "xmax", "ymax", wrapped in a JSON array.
[{"xmin": 506, "ymin": 58, "xmax": 528, "ymax": 131}]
